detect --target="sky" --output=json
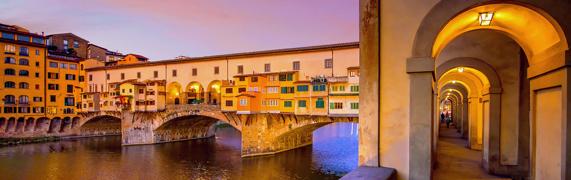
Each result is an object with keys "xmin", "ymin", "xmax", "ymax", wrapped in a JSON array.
[{"xmin": 0, "ymin": 0, "xmax": 358, "ymax": 60}]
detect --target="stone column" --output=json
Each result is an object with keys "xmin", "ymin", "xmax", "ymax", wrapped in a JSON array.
[
  {"xmin": 481, "ymin": 92, "xmax": 501, "ymax": 172},
  {"xmin": 358, "ymin": 0, "xmax": 380, "ymax": 167},
  {"xmin": 462, "ymin": 99, "xmax": 469, "ymax": 139},
  {"xmin": 407, "ymin": 57, "xmax": 435, "ymax": 180},
  {"xmin": 468, "ymin": 97, "xmax": 480, "ymax": 149}
]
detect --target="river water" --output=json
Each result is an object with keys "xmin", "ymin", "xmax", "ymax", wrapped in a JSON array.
[{"xmin": 0, "ymin": 123, "xmax": 358, "ymax": 180}]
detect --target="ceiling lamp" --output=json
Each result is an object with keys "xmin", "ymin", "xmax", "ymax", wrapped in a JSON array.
[
  {"xmin": 457, "ymin": 67, "xmax": 464, "ymax": 73},
  {"xmin": 479, "ymin": 12, "xmax": 494, "ymax": 26}
]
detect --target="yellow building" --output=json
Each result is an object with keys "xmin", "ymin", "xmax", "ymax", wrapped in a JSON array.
[
  {"xmin": 45, "ymin": 55, "xmax": 82, "ymax": 117},
  {"xmin": 0, "ymin": 24, "xmax": 47, "ymax": 125}
]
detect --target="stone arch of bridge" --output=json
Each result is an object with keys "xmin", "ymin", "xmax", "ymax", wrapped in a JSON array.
[{"xmin": 79, "ymin": 115, "xmax": 122, "ymax": 136}]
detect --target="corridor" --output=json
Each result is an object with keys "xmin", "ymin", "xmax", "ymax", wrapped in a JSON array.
[{"xmin": 433, "ymin": 124, "xmax": 509, "ymax": 180}]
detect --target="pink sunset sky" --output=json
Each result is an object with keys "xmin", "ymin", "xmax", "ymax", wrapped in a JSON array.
[{"xmin": 0, "ymin": 0, "xmax": 358, "ymax": 60}]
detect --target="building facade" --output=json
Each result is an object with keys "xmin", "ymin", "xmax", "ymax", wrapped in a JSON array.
[{"xmin": 0, "ymin": 24, "xmax": 47, "ymax": 129}]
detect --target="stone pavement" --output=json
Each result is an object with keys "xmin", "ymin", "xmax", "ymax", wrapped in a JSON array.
[{"xmin": 432, "ymin": 124, "xmax": 510, "ymax": 180}]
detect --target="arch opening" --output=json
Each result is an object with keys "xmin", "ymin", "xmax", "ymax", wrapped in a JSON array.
[
  {"xmin": 185, "ymin": 81, "xmax": 204, "ymax": 105},
  {"xmin": 79, "ymin": 115, "xmax": 121, "ymax": 136},
  {"xmin": 207, "ymin": 80, "xmax": 222, "ymax": 105},
  {"xmin": 154, "ymin": 115, "xmax": 239, "ymax": 143}
]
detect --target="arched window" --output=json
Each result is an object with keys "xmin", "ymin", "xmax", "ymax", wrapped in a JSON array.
[
  {"xmin": 19, "ymin": 70, "xmax": 29, "ymax": 76},
  {"xmin": 19, "ymin": 82, "xmax": 29, "ymax": 89},
  {"xmin": 4, "ymin": 95, "xmax": 15, "ymax": 104},
  {"xmin": 19, "ymin": 58, "xmax": 29, "ymax": 65},
  {"xmin": 4, "ymin": 68, "xmax": 15, "ymax": 75},
  {"xmin": 19, "ymin": 95, "xmax": 29, "ymax": 104},
  {"xmin": 4, "ymin": 81, "xmax": 15, "ymax": 88}
]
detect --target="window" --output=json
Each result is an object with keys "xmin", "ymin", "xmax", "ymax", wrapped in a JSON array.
[
  {"xmin": 67, "ymin": 85, "xmax": 73, "ymax": 93},
  {"xmin": 293, "ymin": 61, "xmax": 300, "ymax": 70},
  {"xmin": 214, "ymin": 66, "xmax": 219, "ymax": 74},
  {"xmin": 35, "ymin": 84, "xmax": 39, "ymax": 90},
  {"xmin": 225, "ymin": 100, "xmax": 233, "ymax": 107},
  {"xmin": 4, "ymin": 44, "xmax": 15, "ymax": 53},
  {"xmin": 49, "ymin": 62, "xmax": 58, "ymax": 68},
  {"xmin": 48, "ymin": 72, "xmax": 59, "ymax": 79},
  {"xmin": 106, "ymin": 73, "xmax": 110, "ymax": 80},
  {"xmin": 4, "ymin": 57, "xmax": 15, "ymax": 64},
  {"xmin": 137, "ymin": 72, "xmax": 141, "ymax": 78},
  {"xmin": 279, "ymin": 74, "xmax": 286, "ymax": 81},
  {"xmin": 139, "ymin": 89, "xmax": 144, "ymax": 94},
  {"xmin": 2, "ymin": 32, "xmax": 15, "ymax": 40},
  {"xmin": 298, "ymin": 100, "xmax": 307, "ymax": 108},
  {"xmin": 225, "ymin": 88, "xmax": 233, "ymax": 93},
  {"xmin": 35, "ymin": 61, "xmax": 39, "ymax": 67},
  {"xmin": 351, "ymin": 102, "xmax": 359, "ymax": 109},
  {"xmin": 70, "ymin": 64, "xmax": 77, "ymax": 70},
  {"xmin": 19, "ymin": 46, "xmax": 28, "ymax": 56},
  {"xmin": 19, "ymin": 82, "xmax": 28, "ymax": 89},
  {"xmin": 251, "ymin": 76, "xmax": 258, "ymax": 82},
  {"xmin": 89, "ymin": 74, "xmax": 93, "ymax": 81},
  {"xmin": 332, "ymin": 86, "xmax": 338, "ymax": 92},
  {"xmin": 239, "ymin": 99, "xmax": 247, "ymax": 106},
  {"xmin": 237, "ymin": 65, "xmax": 243, "ymax": 74},
  {"xmin": 65, "ymin": 74, "xmax": 76, "ymax": 80},
  {"xmin": 4, "ymin": 95, "xmax": 15, "ymax": 104},
  {"xmin": 78, "ymin": 76, "xmax": 84, "ymax": 82},
  {"xmin": 238, "ymin": 88, "xmax": 246, "ymax": 93},
  {"xmin": 73, "ymin": 41, "xmax": 79, "ymax": 48},
  {"xmin": 4, "ymin": 68, "xmax": 15, "ymax": 75},
  {"xmin": 297, "ymin": 85, "xmax": 309, "ymax": 92},
  {"xmin": 19, "ymin": 58, "xmax": 29, "ymax": 65},
  {"xmin": 280, "ymin": 87, "xmax": 294, "ymax": 94},
  {"xmin": 192, "ymin": 68, "xmax": 197, "ymax": 76},
  {"xmin": 264, "ymin": 63, "xmax": 271, "ymax": 72},
  {"xmin": 330, "ymin": 102, "xmax": 343, "ymax": 109},
  {"xmin": 121, "ymin": 73, "xmax": 125, "ymax": 80},
  {"xmin": 19, "ymin": 95, "xmax": 29, "ymax": 104},
  {"xmin": 35, "ymin": 49, "xmax": 40, "ymax": 56},
  {"xmin": 339, "ymin": 86, "xmax": 345, "ymax": 91},
  {"xmin": 63, "ymin": 40, "xmax": 68, "ymax": 49},
  {"xmin": 172, "ymin": 70, "xmax": 177, "ymax": 77},
  {"xmin": 4, "ymin": 81, "xmax": 15, "ymax": 88},
  {"xmin": 351, "ymin": 86, "xmax": 359, "ymax": 92},
  {"xmin": 60, "ymin": 63, "xmax": 67, "ymax": 69},
  {"xmin": 316, "ymin": 98, "xmax": 325, "ymax": 108},
  {"xmin": 33, "ymin": 97, "xmax": 42, "ymax": 102},
  {"xmin": 48, "ymin": 84, "xmax": 59, "ymax": 90},
  {"xmin": 65, "ymin": 97, "xmax": 75, "ymax": 106},
  {"xmin": 239, "ymin": 77, "xmax": 245, "ymax": 81},
  {"xmin": 284, "ymin": 101, "xmax": 293, "ymax": 107},
  {"xmin": 267, "ymin": 87, "xmax": 278, "ymax": 93},
  {"xmin": 325, "ymin": 59, "xmax": 333, "ymax": 68},
  {"xmin": 19, "ymin": 70, "xmax": 29, "ymax": 76},
  {"xmin": 154, "ymin": 71, "xmax": 158, "ymax": 78},
  {"xmin": 313, "ymin": 84, "xmax": 326, "ymax": 91},
  {"xmin": 17, "ymin": 35, "xmax": 30, "ymax": 42},
  {"xmin": 33, "ymin": 37, "xmax": 44, "ymax": 44},
  {"xmin": 50, "ymin": 95, "xmax": 56, "ymax": 102}
]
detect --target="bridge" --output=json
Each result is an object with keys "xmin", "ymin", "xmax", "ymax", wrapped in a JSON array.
[{"xmin": 75, "ymin": 104, "xmax": 357, "ymax": 157}]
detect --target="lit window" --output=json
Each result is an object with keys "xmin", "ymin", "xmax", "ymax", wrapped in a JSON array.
[{"xmin": 240, "ymin": 99, "xmax": 247, "ymax": 106}]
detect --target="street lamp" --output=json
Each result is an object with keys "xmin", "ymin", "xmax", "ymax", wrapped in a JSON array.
[{"xmin": 479, "ymin": 12, "xmax": 494, "ymax": 26}]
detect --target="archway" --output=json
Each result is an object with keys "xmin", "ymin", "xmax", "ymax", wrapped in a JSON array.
[
  {"xmin": 154, "ymin": 115, "xmax": 239, "ymax": 143},
  {"xmin": 15, "ymin": 117, "xmax": 25, "ymax": 133},
  {"xmin": 79, "ymin": 115, "xmax": 121, "ymax": 136},
  {"xmin": 0, "ymin": 118, "xmax": 5, "ymax": 133},
  {"xmin": 24, "ymin": 117, "xmax": 34, "ymax": 132},
  {"xmin": 34, "ymin": 118, "xmax": 49, "ymax": 132},
  {"xmin": 408, "ymin": 2, "xmax": 569, "ymax": 179},
  {"xmin": 59, "ymin": 117, "xmax": 72, "ymax": 133},
  {"xmin": 185, "ymin": 81, "xmax": 204, "ymax": 104},
  {"xmin": 207, "ymin": 80, "xmax": 222, "ymax": 105},
  {"xmin": 48, "ymin": 117, "xmax": 62, "ymax": 133},
  {"xmin": 167, "ymin": 82, "xmax": 182, "ymax": 105}
]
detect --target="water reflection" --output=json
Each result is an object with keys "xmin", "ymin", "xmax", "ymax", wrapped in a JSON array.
[{"xmin": 0, "ymin": 123, "xmax": 357, "ymax": 179}]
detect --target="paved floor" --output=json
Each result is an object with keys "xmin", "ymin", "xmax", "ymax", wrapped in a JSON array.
[{"xmin": 432, "ymin": 124, "xmax": 509, "ymax": 180}]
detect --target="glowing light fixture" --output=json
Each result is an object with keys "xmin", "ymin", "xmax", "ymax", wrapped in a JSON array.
[
  {"xmin": 452, "ymin": 80, "xmax": 457, "ymax": 84},
  {"xmin": 457, "ymin": 67, "xmax": 465, "ymax": 73},
  {"xmin": 478, "ymin": 12, "xmax": 494, "ymax": 26}
]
